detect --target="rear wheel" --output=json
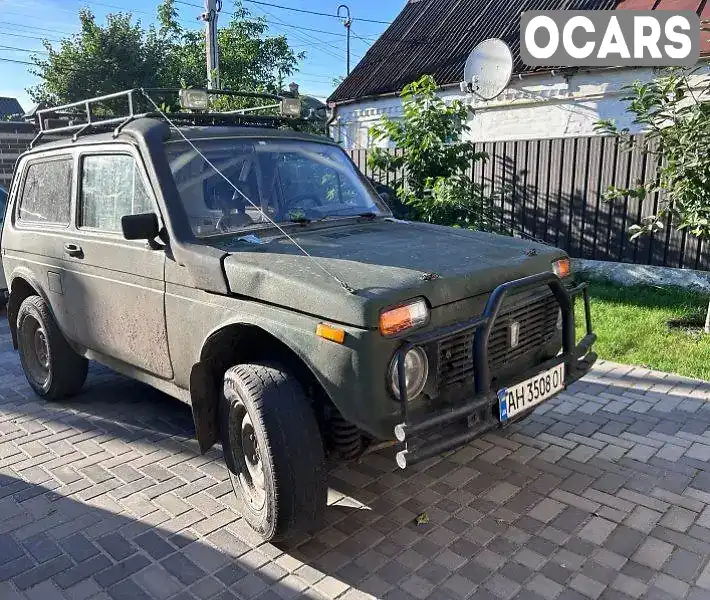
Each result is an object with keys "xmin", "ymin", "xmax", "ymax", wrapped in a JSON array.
[
  {"xmin": 220, "ymin": 362, "xmax": 327, "ymax": 542},
  {"xmin": 17, "ymin": 296, "xmax": 88, "ymax": 400}
]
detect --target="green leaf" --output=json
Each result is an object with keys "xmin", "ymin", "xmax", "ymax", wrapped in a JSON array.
[{"xmin": 415, "ymin": 512, "xmax": 430, "ymax": 525}]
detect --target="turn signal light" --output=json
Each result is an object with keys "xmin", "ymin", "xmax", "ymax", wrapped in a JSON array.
[
  {"xmin": 316, "ymin": 323, "xmax": 345, "ymax": 344},
  {"xmin": 552, "ymin": 258, "xmax": 571, "ymax": 278},
  {"xmin": 379, "ymin": 299, "xmax": 429, "ymax": 336}
]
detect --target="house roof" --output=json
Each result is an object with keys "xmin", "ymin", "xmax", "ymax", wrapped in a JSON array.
[
  {"xmin": 0, "ymin": 97, "xmax": 24, "ymax": 119},
  {"xmin": 329, "ymin": 0, "xmax": 710, "ymax": 104}
]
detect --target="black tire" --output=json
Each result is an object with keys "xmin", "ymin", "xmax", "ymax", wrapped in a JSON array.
[
  {"xmin": 17, "ymin": 295, "xmax": 88, "ymax": 400},
  {"xmin": 220, "ymin": 362, "xmax": 327, "ymax": 542}
]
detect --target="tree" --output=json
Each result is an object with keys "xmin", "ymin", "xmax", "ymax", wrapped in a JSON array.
[
  {"xmin": 28, "ymin": 9, "xmax": 172, "ymax": 105},
  {"xmin": 596, "ymin": 68, "xmax": 710, "ymax": 332},
  {"xmin": 367, "ymin": 75, "xmax": 494, "ymax": 230},
  {"xmin": 162, "ymin": 3, "xmax": 304, "ymax": 102},
  {"xmin": 28, "ymin": 0, "xmax": 303, "ymax": 107}
]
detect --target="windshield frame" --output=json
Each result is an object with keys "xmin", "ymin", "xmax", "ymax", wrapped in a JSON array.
[{"xmin": 163, "ymin": 135, "xmax": 393, "ymax": 239}]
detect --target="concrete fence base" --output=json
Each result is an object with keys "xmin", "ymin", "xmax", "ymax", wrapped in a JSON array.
[{"xmin": 573, "ymin": 258, "xmax": 710, "ymax": 294}]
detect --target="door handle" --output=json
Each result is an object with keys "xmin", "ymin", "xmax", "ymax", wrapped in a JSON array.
[{"xmin": 63, "ymin": 243, "xmax": 83, "ymax": 257}]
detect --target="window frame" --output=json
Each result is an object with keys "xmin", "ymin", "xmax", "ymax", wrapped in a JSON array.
[
  {"xmin": 14, "ymin": 152, "xmax": 75, "ymax": 231},
  {"xmin": 76, "ymin": 145, "xmax": 160, "ymax": 237}
]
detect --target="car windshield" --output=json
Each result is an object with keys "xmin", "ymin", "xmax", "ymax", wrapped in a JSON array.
[{"xmin": 165, "ymin": 137, "xmax": 390, "ymax": 237}]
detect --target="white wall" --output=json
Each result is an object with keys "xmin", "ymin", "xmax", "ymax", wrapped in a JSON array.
[{"xmin": 330, "ymin": 65, "xmax": 708, "ymax": 149}]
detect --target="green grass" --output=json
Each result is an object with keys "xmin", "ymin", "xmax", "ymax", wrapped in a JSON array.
[{"xmin": 575, "ymin": 279, "xmax": 710, "ymax": 381}]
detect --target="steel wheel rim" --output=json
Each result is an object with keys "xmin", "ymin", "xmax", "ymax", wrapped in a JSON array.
[
  {"xmin": 230, "ymin": 404, "xmax": 266, "ymax": 511},
  {"xmin": 20, "ymin": 315, "xmax": 50, "ymax": 386}
]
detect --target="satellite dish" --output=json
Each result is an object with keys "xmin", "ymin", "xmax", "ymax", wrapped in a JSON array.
[{"xmin": 462, "ymin": 38, "xmax": 513, "ymax": 100}]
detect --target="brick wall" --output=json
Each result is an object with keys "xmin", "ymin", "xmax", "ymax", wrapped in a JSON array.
[{"xmin": 0, "ymin": 122, "xmax": 35, "ymax": 189}]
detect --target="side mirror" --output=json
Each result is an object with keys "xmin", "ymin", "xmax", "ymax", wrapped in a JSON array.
[
  {"xmin": 379, "ymin": 191, "xmax": 391, "ymax": 203},
  {"xmin": 122, "ymin": 213, "xmax": 159, "ymax": 241}
]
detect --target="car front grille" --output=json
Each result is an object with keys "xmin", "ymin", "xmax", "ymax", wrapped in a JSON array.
[
  {"xmin": 436, "ymin": 291, "xmax": 560, "ymax": 390},
  {"xmin": 487, "ymin": 292, "xmax": 560, "ymax": 371},
  {"xmin": 438, "ymin": 330, "xmax": 476, "ymax": 389}
]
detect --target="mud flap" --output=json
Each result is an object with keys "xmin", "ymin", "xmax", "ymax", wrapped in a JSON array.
[{"xmin": 190, "ymin": 362, "xmax": 219, "ymax": 454}]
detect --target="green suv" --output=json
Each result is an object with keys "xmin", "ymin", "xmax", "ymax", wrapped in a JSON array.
[{"xmin": 2, "ymin": 89, "xmax": 596, "ymax": 541}]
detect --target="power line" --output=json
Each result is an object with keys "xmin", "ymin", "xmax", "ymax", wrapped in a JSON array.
[
  {"xmin": 241, "ymin": 0, "xmax": 392, "ymax": 25},
  {"xmin": 0, "ymin": 57, "xmax": 35, "ymax": 66},
  {"xmin": 0, "ymin": 30, "xmax": 63, "ymax": 43},
  {"xmin": 351, "ymin": 29, "xmax": 377, "ymax": 45},
  {"xmin": 0, "ymin": 20, "xmax": 75, "ymax": 36},
  {"xmin": 173, "ymin": 0, "xmax": 364, "ymax": 62},
  {"xmin": 0, "ymin": 45, "xmax": 48, "ymax": 55}
]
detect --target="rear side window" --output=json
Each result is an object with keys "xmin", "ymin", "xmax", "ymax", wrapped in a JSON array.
[
  {"xmin": 80, "ymin": 154, "xmax": 153, "ymax": 232},
  {"xmin": 18, "ymin": 157, "xmax": 73, "ymax": 225}
]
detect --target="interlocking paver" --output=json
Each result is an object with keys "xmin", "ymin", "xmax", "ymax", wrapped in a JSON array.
[{"xmin": 0, "ymin": 317, "xmax": 707, "ymax": 600}]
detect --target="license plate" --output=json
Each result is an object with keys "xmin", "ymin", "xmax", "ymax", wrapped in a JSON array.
[{"xmin": 498, "ymin": 363, "xmax": 565, "ymax": 422}]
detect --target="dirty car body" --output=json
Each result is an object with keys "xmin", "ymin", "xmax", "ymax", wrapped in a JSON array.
[{"xmin": 2, "ymin": 95, "xmax": 595, "ymax": 540}]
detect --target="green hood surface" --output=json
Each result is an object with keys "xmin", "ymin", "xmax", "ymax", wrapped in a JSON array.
[{"xmin": 221, "ymin": 220, "xmax": 566, "ymax": 328}]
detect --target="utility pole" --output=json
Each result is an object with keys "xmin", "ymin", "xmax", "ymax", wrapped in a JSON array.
[
  {"xmin": 200, "ymin": 0, "xmax": 221, "ymax": 89},
  {"xmin": 337, "ymin": 5, "xmax": 352, "ymax": 75}
]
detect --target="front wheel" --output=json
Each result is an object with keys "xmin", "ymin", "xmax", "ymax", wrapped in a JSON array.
[{"xmin": 220, "ymin": 362, "xmax": 327, "ymax": 542}]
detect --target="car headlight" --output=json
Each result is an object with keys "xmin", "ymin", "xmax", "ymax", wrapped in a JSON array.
[
  {"xmin": 552, "ymin": 258, "xmax": 571, "ymax": 278},
  {"xmin": 379, "ymin": 298, "xmax": 429, "ymax": 336},
  {"xmin": 389, "ymin": 347, "xmax": 429, "ymax": 400}
]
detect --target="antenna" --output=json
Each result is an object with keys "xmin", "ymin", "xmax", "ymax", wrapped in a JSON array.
[{"xmin": 460, "ymin": 38, "xmax": 513, "ymax": 101}]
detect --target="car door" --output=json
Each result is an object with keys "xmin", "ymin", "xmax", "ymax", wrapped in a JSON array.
[
  {"xmin": 3, "ymin": 153, "xmax": 77, "ymax": 333},
  {"xmin": 61, "ymin": 146, "xmax": 173, "ymax": 379}
]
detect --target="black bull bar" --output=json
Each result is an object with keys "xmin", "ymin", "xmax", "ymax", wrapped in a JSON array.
[{"xmin": 393, "ymin": 272, "xmax": 596, "ymax": 469}]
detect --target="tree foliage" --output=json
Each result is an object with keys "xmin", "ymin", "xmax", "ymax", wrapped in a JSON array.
[
  {"xmin": 28, "ymin": 0, "xmax": 303, "ymax": 106},
  {"xmin": 367, "ymin": 75, "xmax": 494, "ymax": 229},
  {"xmin": 596, "ymin": 68, "xmax": 710, "ymax": 240},
  {"xmin": 596, "ymin": 68, "xmax": 710, "ymax": 332}
]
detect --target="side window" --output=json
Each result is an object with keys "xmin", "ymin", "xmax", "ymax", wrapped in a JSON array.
[
  {"xmin": 80, "ymin": 154, "xmax": 153, "ymax": 232},
  {"xmin": 18, "ymin": 157, "xmax": 72, "ymax": 225}
]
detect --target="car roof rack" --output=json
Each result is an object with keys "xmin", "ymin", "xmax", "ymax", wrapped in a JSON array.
[{"xmin": 31, "ymin": 88, "xmax": 304, "ymax": 148}]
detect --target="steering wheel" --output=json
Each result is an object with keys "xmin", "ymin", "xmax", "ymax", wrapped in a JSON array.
[{"xmin": 287, "ymin": 194, "xmax": 323, "ymax": 211}]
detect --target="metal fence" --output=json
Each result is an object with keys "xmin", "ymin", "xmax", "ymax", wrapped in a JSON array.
[
  {"xmin": 0, "ymin": 122, "xmax": 34, "ymax": 189},
  {"xmin": 350, "ymin": 134, "xmax": 708, "ymax": 272}
]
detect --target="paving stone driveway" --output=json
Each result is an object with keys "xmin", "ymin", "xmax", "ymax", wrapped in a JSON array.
[{"xmin": 3, "ymin": 316, "xmax": 710, "ymax": 600}]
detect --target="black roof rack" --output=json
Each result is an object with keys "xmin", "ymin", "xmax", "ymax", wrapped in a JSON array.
[{"xmin": 31, "ymin": 88, "xmax": 305, "ymax": 147}]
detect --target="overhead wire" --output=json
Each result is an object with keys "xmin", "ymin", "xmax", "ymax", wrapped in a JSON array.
[
  {"xmin": 0, "ymin": 57, "xmax": 36, "ymax": 66},
  {"xmin": 0, "ymin": 45, "xmax": 49, "ymax": 55},
  {"xmin": 0, "ymin": 30, "xmax": 63, "ymax": 44},
  {"xmin": 172, "ymin": 0, "xmax": 363, "ymax": 62},
  {"xmin": 241, "ymin": 0, "xmax": 393, "ymax": 25},
  {"xmin": 1, "ymin": 2, "xmax": 372, "ymax": 93},
  {"xmin": 0, "ymin": 20, "xmax": 75, "ymax": 36}
]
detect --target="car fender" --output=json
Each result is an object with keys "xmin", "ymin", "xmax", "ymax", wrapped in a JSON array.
[{"xmin": 6, "ymin": 267, "xmax": 56, "ymax": 348}]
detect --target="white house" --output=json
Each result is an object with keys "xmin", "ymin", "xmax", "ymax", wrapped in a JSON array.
[{"xmin": 328, "ymin": 0, "xmax": 710, "ymax": 149}]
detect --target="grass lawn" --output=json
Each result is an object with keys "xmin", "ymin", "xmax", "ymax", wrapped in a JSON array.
[{"xmin": 575, "ymin": 279, "xmax": 710, "ymax": 381}]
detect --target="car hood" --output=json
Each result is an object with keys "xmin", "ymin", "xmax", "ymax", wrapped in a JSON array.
[{"xmin": 221, "ymin": 220, "xmax": 566, "ymax": 328}]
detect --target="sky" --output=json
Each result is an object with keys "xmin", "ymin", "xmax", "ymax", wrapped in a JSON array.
[{"xmin": 0, "ymin": 0, "xmax": 404, "ymax": 111}]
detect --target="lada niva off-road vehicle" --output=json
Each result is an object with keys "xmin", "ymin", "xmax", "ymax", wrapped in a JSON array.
[{"xmin": 2, "ymin": 89, "xmax": 596, "ymax": 541}]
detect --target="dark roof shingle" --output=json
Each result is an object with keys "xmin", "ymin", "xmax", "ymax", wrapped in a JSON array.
[
  {"xmin": 0, "ymin": 97, "xmax": 24, "ymax": 119},
  {"xmin": 329, "ymin": 0, "xmax": 707, "ymax": 103}
]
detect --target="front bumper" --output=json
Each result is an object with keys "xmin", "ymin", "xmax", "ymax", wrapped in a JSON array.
[{"xmin": 393, "ymin": 272, "xmax": 596, "ymax": 469}]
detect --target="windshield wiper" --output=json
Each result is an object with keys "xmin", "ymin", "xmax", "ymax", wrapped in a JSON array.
[
  {"xmin": 288, "ymin": 216, "xmax": 312, "ymax": 225},
  {"xmin": 288, "ymin": 215, "xmax": 330, "ymax": 225},
  {"xmin": 358, "ymin": 212, "xmax": 378, "ymax": 221}
]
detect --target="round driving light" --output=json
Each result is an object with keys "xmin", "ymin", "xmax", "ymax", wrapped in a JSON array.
[{"xmin": 389, "ymin": 347, "xmax": 429, "ymax": 400}]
